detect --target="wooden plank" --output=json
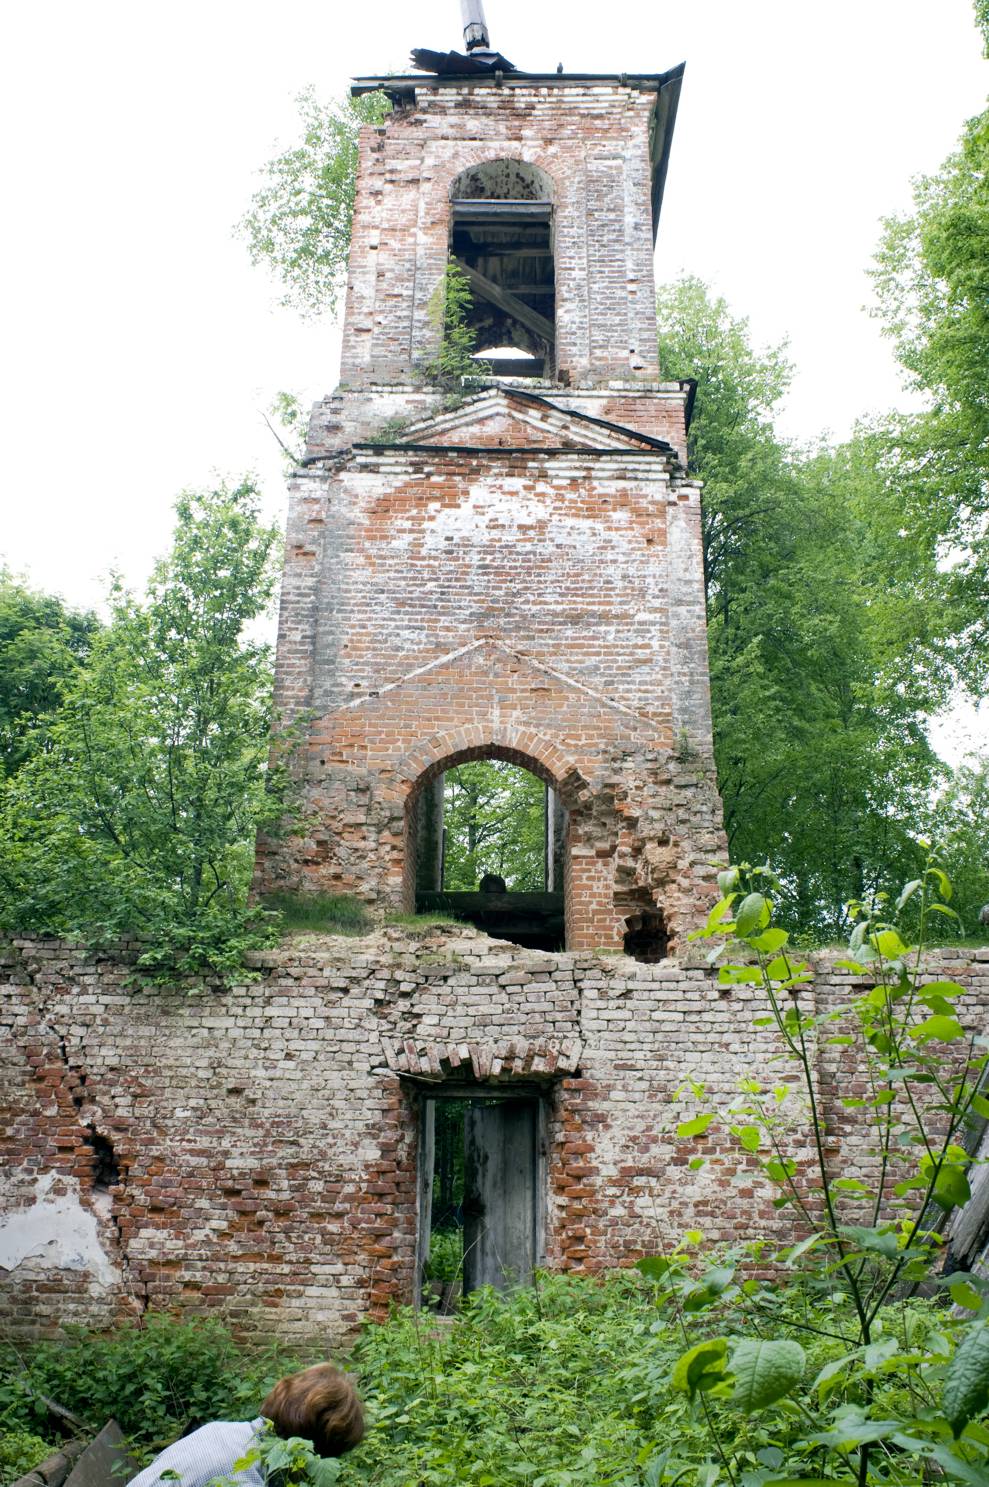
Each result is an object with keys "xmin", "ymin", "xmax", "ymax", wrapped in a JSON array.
[
  {"xmin": 452, "ymin": 200, "xmax": 552, "ymax": 221},
  {"xmin": 64, "ymin": 1421, "xmax": 136, "ymax": 1487},
  {"xmin": 464, "ymin": 1099, "xmax": 537, "ymax": 1293},
  {"xmin": 454, "ymin": 259, "xmax": 555, "ymax": 345}
]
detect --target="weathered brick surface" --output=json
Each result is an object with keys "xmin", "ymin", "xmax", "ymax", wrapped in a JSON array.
[
  {"xmin": 3, "ymin": 938, "xmax": 986, "ymax": 1340},
  {"xmin": 259, "ymin": 73, "xmax": 726, "ymax": 950},
  {"xmin": 339, "ymin": 85, "xmax": 661, "ymax": 387}
]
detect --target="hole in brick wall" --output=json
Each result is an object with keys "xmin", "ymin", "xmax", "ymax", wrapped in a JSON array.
[
  {"xmin": 414, "ymin": 756, "xmax": 565, "ymax": 951},
  {"xmin": 623, "ymin": 909, "xmax": 670, "ymax": 964},
  {"xmin": 87, "ymin": 1126, "xmax": 121, "ymax": 1191},
  {"xmin": 449, "ymin": 159, "xmax": 555, "ymax": 374}
]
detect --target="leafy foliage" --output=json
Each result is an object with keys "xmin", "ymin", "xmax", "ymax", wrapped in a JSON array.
[
  {"xmin": 240, "ymin": 89, "xmax": 391, "ymax": 317},
  {"xmin": 870, "ymin": 99, "xmax": 989, "ymax": 690},
  {"xmin": 651, "ymin": 851, "xmax": 989, "ymax": 1483},
  {"xmin": 0, "ymin": 1428, "xmax": 53, "ymax": 1478},
  {"xmin": 0, "ymin": 570, "xmax": 99, "ymax": 777},
  {"xmin": 0, "ymin": 1314, "xmax": 307, "ymax": 1466},
  {"xmin": 657, "ymin": 280, "xmax": 948, "ymax": 937},
  {"xmin": 423, "ymin": 260, "xmax": 490, "ymax": 392},
  {"xmin": 0, "ymin": 482, "xmax": 296, "ymax": 982},
  {"xmin": 442, "ymin": 760, "xmax": 545, "ymax": 890}
]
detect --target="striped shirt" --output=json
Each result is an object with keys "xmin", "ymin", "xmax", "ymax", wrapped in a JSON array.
[{"xmin": 127, "ymin": 1417, "xmax": 267, "ymax": 1486}]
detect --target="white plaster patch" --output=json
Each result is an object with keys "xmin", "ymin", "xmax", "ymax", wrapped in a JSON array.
[
  {"xmin": 0, "ymin": 1171, "xmax": 121, "ymax": 1290},
  {"xmin": 411, "ymin": 482, "xmax": 633, "ymax": 553}
]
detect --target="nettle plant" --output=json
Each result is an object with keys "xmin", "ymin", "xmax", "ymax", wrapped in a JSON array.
[{"xmin": 637, "ymin": 852, "xmax": 989, "ymax": 1486}]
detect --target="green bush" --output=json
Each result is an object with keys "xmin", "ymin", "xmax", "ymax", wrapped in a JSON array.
[
  {"xmin": 0, "ymin": 1429, "xmax": 53, "ymax": 1479},
  {"xmin": 0, "ymin": 1314, "xmax": 308, "ymax": 1464}
]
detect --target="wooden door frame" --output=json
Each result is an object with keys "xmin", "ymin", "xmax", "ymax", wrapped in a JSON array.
[{"xmin": 410, "ymin": 1080, "xmax": 550, "ymax": 1306}]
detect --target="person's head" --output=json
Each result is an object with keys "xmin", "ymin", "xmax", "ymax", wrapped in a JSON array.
[{"xmin": 260, "ymin": 1363, "xmax": 365, "ymax": 1458}]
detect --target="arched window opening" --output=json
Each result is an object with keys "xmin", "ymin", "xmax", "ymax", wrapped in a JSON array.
[
  {"xmin": 449, "ymin": 159, "xmax": 555, "ymax": 378},
  {"xmin": 414, "ymin": 755, "xmax": 565, "ymax": 951},
  {"xmin": 623, "ymin": 908, "xmax": 670, "ymax": 964}
]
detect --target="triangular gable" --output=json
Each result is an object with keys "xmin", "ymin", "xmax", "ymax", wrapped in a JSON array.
[
  {"xmin": 338, "ymin": 636, "xmax": 658, "ymax": 727},
  {"xmin": 361, "ymin": 387, "xmax": 668, "ymax": 454}
]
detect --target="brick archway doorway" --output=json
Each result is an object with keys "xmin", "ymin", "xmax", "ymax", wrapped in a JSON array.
[{"xmin": 404, "ymin": 744, "xmax": 571, "ymax": 951}]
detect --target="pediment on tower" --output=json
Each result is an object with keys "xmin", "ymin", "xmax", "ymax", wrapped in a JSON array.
[
  {"xmin": 356, "ymin": 387, "xmax": 673, "ymax": 455},
  {"xmin": 337, "ymin": 637, "xmax": 658, "ymax": 733}
]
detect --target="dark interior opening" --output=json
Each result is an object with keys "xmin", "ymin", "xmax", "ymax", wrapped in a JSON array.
[
  {"xmin": 419, "ymin": 1090, "xmax": 541, "ymax": 1310},
  {"xmin": 623, "ymin": 908, "xmax": 670, "ymax": 963},
  {"xmin": 415, "ymin": 758, "xmax": 565, "ymax": 951},
  {"xmin": 450, "ymin": 159, "xmax": 555, "ymax": 377},
  {"xmin": 88, "ymin": 1126, "xmax": 121, "ymax": 1190}
]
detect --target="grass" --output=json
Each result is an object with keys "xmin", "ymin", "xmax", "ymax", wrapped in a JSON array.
[
  {"xmin": 261, "ymin": 892, "xmax": 372, "ymax": 936},
  {"xmin": 383, "ymin": 911, "xmax": 464, "ymax": 931}
]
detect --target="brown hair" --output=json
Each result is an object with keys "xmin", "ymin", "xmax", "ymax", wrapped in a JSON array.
[{"xmin": 260, "ymin": 1363, "xmax": 365, "ymax": 1457}]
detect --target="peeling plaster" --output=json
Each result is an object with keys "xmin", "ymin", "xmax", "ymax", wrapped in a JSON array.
[{"xmin": 0, "ymin": 1171, "xmax": 121, "ymax": 1291}]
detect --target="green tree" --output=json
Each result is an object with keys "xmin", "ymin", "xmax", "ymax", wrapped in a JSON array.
[
  {"xmin": 930, "ymin": 753, "xmax": 989, "ymax": 932},
  {"xmin": 871, "ymin": 97, "xmax": 989, "ymax": 688},
  {"xmin": 0, "ymin": 482, "xmax": 294, "ymax": 981},
  {"xmin": 658, "ymin": 279, "xmax": 946, "ymax": 936},
  {"xmin": 0, "ymin": 572, "xmax": 99, "ymax": 776},
  {"xmin": 442, "ymin": 761, "xmax": 545, "ymax": 891},
  {"xmin": 240, "ymin": 89, "xmax": 391, "ymax": 318}
]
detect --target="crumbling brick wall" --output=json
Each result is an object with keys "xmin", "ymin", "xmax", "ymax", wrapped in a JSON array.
[
  {"xmin": 258, "ymin": 72, "xmax": 725, "ymax": 951},
  {"xmin": 2, "ymin": 936, "xmax": 986, "ymax": 1341}
]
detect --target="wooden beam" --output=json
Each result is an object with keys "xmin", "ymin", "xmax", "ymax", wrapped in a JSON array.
[{"xmin": 454, "ymin": 257, "xmax": 555, "ymax": 345}]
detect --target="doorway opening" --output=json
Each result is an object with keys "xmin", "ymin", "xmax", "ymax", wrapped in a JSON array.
[
  {"xmin": 416, "ymin": 1087, "xmax": 544, "ymax": 1311},
  {"xmin": 414, "ymin": 757, "xmax": 565, "ymax": 950}
]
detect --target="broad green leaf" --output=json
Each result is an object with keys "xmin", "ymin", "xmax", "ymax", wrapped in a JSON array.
[
  {"xmin": 944, "ymin": 1320, "xmax": 989, "ymax": 1437},
  {"xmin": 949, "ymin": 1279, "xmax": 984, "ymax": 1311},
  {"xmin": 927, "ymin": 901, "xmax": 961, "ymax": 921},
  {"xmin": 934, "ymin": 1164, "xmax": 972, "ymax": 1210},
  {"xmin": 732, "ymin": 1124, "xmax": 761, "ymax": 1153},
  {"xmin": 973, "ymin": 1093, "xmax": 989, "ymax": 1120},
  {"xmin": 671, "ymin": 1337, "xmax": 728, "ymax": 1398},
  {"xmin": 636, "ymin": 1256, "xmax": 672, "ymax": 1281},
  {"xmin": 871, "ymin": 928, "xmax": 909, "ymax": 959},
  {"xmin": 751, "ymin": 927, "xmax": 789, "ymax": 953},
  {"xmin": 931, "ymin": 1443, "xmax": 989, "ymax": 1485},
  {"xmin": 678, "ymin": 1113, "xmax": 715, "ymax": 1139},
  {"xmin": 735, "ymin": 892, "xmax": 769, "ymax": 936},
  {"xmin": 706, "ymin": 895, "xmax": 735, "ymax": 932},
  {"xmin": 717, "ymin": 868, "xmax": 739, "ymax": 896},
  {"xmin": 896, "ymin": 878, "xmax": 923, "ymax": 911},
  {"xmin": 839, "ymin": 1224, "xmax": 899, "ymax": 1258},
  {"xmin": 928, "ymin": 865, "xmax": 953, "ymax": 901},
  {"xmin": 911, "ymin": 1014, "xmax": 965, "ymax": 1042},
  {"xmin": 729, "ymin": 1338, "xmax": 805, "ymax": 1412}
]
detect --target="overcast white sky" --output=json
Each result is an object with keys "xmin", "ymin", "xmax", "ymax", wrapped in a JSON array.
[{"xmin": 0, "ymin": 1, "xmax": 986, "ymax": 752}]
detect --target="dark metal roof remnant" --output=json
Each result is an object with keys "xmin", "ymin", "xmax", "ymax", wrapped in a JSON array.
[
  {"xmin": 353, "ymin": 65, "xmax": 685, "ymax": 241},
  {"xmin": 409, "ymin": 47, "xmax": 518, "ymax": 76},
  {"xmin": 410, "ymin": 0, "xmax": 517, "ymax": 75}
]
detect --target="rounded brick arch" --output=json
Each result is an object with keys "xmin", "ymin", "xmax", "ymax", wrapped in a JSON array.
[
  {"xmin": 397, "ymin": 727, "xmax": 589, "ymax": 809},
  {"xmin": 449, "ymin": 157, "xmax": 557, "ymax": 203}
]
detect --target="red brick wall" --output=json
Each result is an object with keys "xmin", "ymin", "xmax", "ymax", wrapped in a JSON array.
[{"xmin": 3, "ymin": 938, "xmax": 985, "ymax": 1340}]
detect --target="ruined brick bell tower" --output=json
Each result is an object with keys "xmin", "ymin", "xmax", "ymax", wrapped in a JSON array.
[{"xmin": 258, "ymin": 4, "xmax": 726, "ymax": 953}]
